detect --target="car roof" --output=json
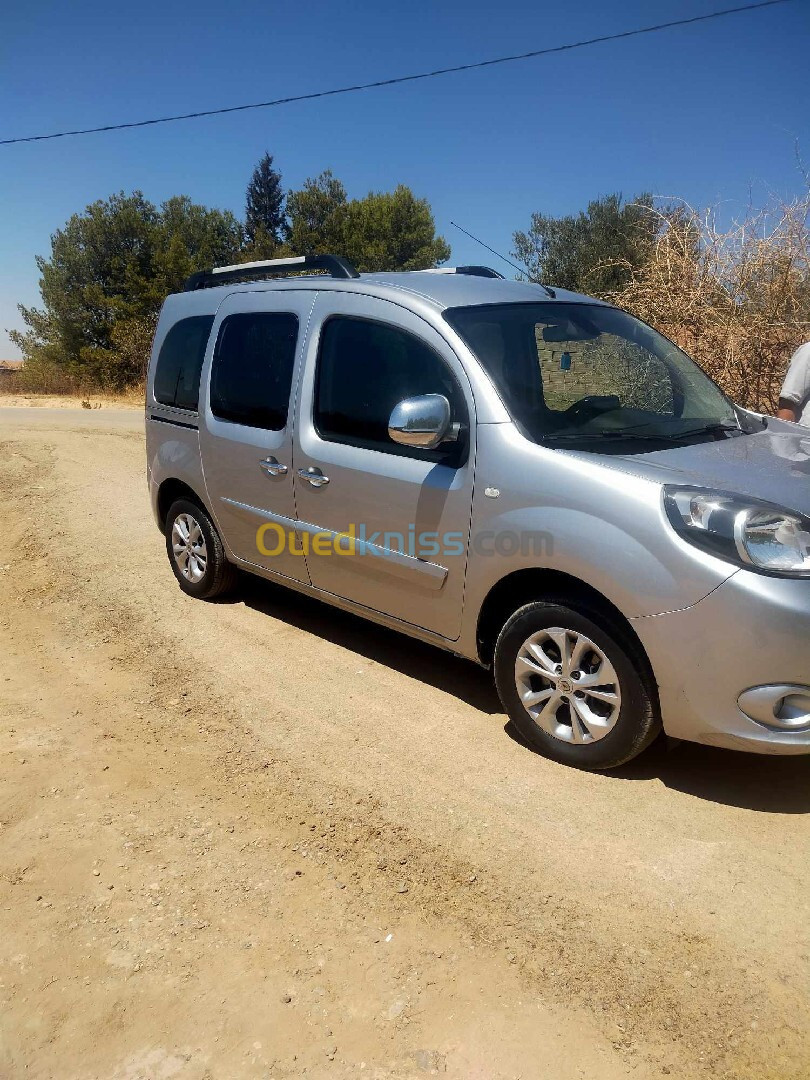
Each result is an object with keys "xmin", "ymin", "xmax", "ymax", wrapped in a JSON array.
[
  {"xmin": 163, "ymin": 269, "xmax": 606, "ymax": 318},
  {"xmin": 356, "ymin": 271, "xmax": 605, "ymax": 310}
]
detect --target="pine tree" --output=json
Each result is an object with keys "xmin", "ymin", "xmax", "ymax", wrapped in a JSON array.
[{"xmin": 244, "ymin": 153, "xmax": 286, "ymax": 247}]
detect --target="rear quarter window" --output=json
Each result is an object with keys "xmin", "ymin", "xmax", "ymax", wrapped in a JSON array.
[{"xmin": 153, "ymin": 315, "xmax": 215, "ymax": 411}]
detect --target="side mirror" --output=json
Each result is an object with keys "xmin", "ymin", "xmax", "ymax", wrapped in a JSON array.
[{"xmin": 388, "ymin": 394, "xmax": 452, "ymax": 450}]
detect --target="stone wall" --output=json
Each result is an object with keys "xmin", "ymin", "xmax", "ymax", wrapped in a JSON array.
[{"xmin": 535, "ymin": 330, "xmax": 672, "ymax": 413}]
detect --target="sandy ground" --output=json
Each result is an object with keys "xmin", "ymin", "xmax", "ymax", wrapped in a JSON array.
[
  {"xmin": 0, "ymin": 392, "xmax": 141, "ymax": 410},
  {"xmin": 0, "ymin": 407, "xmax": 808, "ymax": 1080}
]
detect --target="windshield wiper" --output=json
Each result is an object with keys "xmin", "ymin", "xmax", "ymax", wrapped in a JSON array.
[
  {"xmin": 542, "ymin": 430, "xmax": 686, "ymax": 443},
  {"xmin": 616, "ymin": 420, "xmax": 741, "ymax": 438},
  {"xmin": 542, "ymin": 421, "xmax": 742, "ymax": 444},
  {"xmin": 665, "ymin": 422, "xmax": 742, "ymax": 438}
]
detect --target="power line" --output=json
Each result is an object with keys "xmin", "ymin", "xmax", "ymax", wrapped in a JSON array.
[{"xmin": 0, "ymin": 0, "xmax": 793, "ymax": 147}]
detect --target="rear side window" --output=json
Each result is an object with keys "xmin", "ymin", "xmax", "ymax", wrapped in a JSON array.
[
  {"xmin": 314, "ymin": 316, "xmax": 467, "ymax": 460},
  {"xmin": 153, "ymin": 315, "xmax": 214, "ymax": 410},
  {"xmin": 210, "ymin": 312, "xmax": 299, "ymax": 430}
]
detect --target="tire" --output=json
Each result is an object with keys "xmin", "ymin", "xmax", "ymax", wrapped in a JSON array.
[
  {"xmin": 494, "ymin": 600, "xmax": 660, "ymax": 770},
  {"xmin": 165, "ymin": 497, "xmax": 238, "ymax": 600}
]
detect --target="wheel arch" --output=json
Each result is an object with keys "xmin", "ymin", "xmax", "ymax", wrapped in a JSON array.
[
  {"xmin": 476, "ymin": 568, "xmax": 656, "ymax": 690},
  {"xmin": 156, "ymin": 478, "xmax": 209, "ymax": 534}
]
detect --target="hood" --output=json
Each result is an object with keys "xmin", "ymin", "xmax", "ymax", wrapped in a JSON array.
[{"xmin": 591, "ymin": 426, "xmax": 810, "ymax": 517}]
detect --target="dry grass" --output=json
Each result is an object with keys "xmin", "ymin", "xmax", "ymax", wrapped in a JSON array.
[
  {"xmin": 607, "ymin": 194, "xmax": 810, "ymax": 413},
  {"xmin": 0, "ymin": 367, "xmax": 88, "ymax": 396},
  {"xmin": 0, "ymin": 369, "xmax": 143, "ymax": 410},
  {"xmin": 0, "ymin": 368, "xmax": 144, "ymax": 405}
]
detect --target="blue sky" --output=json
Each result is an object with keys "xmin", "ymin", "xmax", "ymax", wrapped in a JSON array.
[{"xmin": 1, "ymin": 0, "xmax": 808, "ymax": 358}]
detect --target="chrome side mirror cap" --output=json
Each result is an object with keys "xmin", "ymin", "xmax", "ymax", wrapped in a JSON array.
[{"xmin": 388, "ymin": 394, "xmax": 452, "ymax": 450}]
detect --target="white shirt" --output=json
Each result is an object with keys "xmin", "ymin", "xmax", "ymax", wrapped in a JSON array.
[{"xmin": 781, "ymin": 342, "xmax": 810, "ymax": 426}]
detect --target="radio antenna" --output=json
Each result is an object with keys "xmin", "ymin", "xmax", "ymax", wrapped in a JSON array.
[{"xmin": 449, "ymin": 220, "xmax": 555, "ymax": 297}]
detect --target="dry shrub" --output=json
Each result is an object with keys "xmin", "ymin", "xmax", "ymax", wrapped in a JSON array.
[
  {"xmin": 607, "ymin": 195, "xmax": 810, "ymax": 413},
  {"xmin": 0, "ymin": 365, "xmax": 90, "ymax": 396},
  {"xmin": 2, "ymin": 313, "xmax": 156, "ymax": 399}
]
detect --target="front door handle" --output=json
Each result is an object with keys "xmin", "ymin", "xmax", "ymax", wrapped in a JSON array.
[
  {"xmin": 297, "ymin": 466, "xmax": 330, "ymax": 488},
  {"xmin": 259, "ymin": 456, "xmax": 288, "ymax": 477}
]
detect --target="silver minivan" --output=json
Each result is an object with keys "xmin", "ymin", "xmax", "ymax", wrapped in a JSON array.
[{"xmin": 145, "ymin": 255, "xmax": 810, "ymax": 769}]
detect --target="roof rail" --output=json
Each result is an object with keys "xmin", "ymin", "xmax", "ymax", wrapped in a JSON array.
[
  {"xmin": 416, "ymin": 265, "xmax": 504, "ymax": 279},
  {"xmin": 456, "ymin": 265, "xmax": 504, "ymax": 279},
  {"xmin": 183, "ymin": 254, "xmax": 359, "ymax": 292}
]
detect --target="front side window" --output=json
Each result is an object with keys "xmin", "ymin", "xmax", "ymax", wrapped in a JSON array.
[
  {"xmin": 153, "ymin": 315, "xmax": 214, "ymax": 411},
  {"xmin": 210, "ymin": 312, "xmax": 298, "ymax": 430},
  {"xmin": 445, "ymin": 303, "xmax": 737, "ymax": 447},
  {"xmin": 314, "ymin": 316, "xmax": 468, "ymax": 460}
]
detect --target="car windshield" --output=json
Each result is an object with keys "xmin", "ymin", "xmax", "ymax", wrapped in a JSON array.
[{"xmin": 444, "ymin": 302, "xmax": 738, "ymax": 444}]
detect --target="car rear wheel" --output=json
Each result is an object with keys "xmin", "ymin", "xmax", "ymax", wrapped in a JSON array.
[
  {"xmin": 165, "ymin": 497, "xmax": 238, "ymax": 600},
  {"xmin": 494, "ymin": 601, "xmax": 660, "ymax": 770}
]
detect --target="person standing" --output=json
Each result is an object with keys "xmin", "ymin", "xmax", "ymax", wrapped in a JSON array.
[{"xmin": 777, "ymin": 341, "xmax": 810, "ymax": 425}]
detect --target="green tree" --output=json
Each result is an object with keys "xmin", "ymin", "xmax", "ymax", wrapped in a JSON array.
[
  {"xmin": 11, "ymin": 192, "xmax": 242, "ymax": 388},
  {"xmin": 11, "ymin": 191, "xmax": 158, "ymax": 384},
  {"xmin": 284, "ymin": 170, "xmax": 348, "ymax": 256},
  {"xmin": 244, "ymin": 152, "xmax": 287, "ymax": 253},
  {"xmin": 284, "ymin": 172, "xmax": 449, "ymax": 272},
  {"xmin": 154, "ymin": 195, "xmax": 243, "ymax": 295},
  {"xmin": 342, "ymin": 186, "xmax": 450, "ymax": 271},
  {"xmin": 512, "ymin": 193, "xmax": 661, "ymax": 295}
]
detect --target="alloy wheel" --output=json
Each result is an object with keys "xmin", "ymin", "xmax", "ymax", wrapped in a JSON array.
[
  {"xmin": 514, "ymin": 627, "xmax": 621, "ymax": 745},
  {"xmin": 171, "ymin": 512, "xmax": 208, "ymax": 583}
]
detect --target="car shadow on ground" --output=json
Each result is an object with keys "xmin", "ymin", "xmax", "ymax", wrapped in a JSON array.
[
  {"xmin": 235, "ymin": 576, "xmax": 501, "ymax": 715},
  {"xmin": 506, "ymin": 721, "xmax": 810, "ymax": 814},
  {"xmin": 231, "ymin": 577, "xmax": 809, "ymax": 815}
]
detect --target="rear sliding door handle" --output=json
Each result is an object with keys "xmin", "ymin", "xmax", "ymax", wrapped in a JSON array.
[
  {"xmin": 259, "ymin": 456, "xmax": 288, "ymax": 477},
  {"xmin": 297, "ymin": 466, "xmax": 330, "ymax": 488}
]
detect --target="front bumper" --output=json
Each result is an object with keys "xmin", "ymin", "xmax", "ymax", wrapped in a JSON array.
[{"xmin": 633, "ymin": 571, "xmax": 810, "ymax": 754}]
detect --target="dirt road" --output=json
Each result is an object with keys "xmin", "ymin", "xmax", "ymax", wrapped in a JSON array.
[{"xmin": 1, "ymin": 407, "xmax": 808, "ymax": 1079}]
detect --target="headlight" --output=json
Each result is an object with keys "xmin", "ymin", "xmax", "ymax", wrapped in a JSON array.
[{"xmin": 663, "ymin": 487, "xmax": 810, "ymax": 577}]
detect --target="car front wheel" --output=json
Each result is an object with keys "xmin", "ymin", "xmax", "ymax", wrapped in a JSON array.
[{"xmin": 494, "ymin": 601, "xmax": 660, "ymax": 770}]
